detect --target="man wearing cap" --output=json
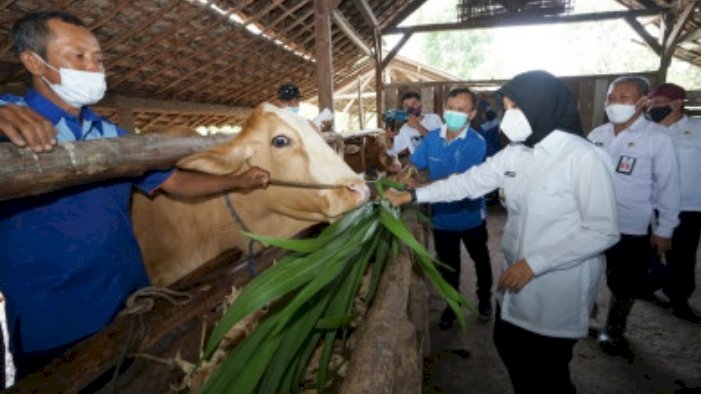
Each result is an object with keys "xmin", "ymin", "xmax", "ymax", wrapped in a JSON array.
[
  {"xmin": 645, "ymin": 83, "xmax": 701, "ymax": 323},
  {"xmin": 588, "ymin": 76, "xmax": 681, "ymax": 357},
  {"xmin": 277, "ymin": 83, "xmax": 333, "ymax": 131}
]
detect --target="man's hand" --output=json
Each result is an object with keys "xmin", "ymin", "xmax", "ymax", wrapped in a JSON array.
[
  {"xmin": 651, "ymin": 234, "xmax": 672, "ymax": 255},
  {"xmin": 406, "ymin": 113, "xmax": 421, "ymax": 129},
  {"xmin": 234, "ymin": 166, "xmax": 270, "ymax": 190},
  {"xmin": 498, "ymin": 259, "xmax": 534, "ymax": 292},
  {"xmin": 0, "ymin": 105, "xmax": 56, "ymax": 152},
  {"xmin": 385, "ymin": 188, "xmax": 412, "ymax": 207}
]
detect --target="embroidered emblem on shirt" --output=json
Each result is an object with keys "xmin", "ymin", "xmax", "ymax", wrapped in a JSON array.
[
  {"xmin": 628, "ymin": 142, "xmax": 635, "ymax": 147},
  {"xmin": 593, "ymin": 141, "xmax": 603, "ymax": 147},
  {"xmin": 684, "ymin": 130, "xmax": 691, "ymax": 135},
  {"xmin": 504, "ymin": 171, "xmax": 516, "ymax": 177},
  {"xmin": 616, "ymin": 155, "xmax": 636, "ymax": 175}
]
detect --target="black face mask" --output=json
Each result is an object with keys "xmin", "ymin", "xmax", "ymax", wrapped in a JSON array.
[{"xmin": 644, "ymin": 106, "xmax": 672, "ymax": 123}]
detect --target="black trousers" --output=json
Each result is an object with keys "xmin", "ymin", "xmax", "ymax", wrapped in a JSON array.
[
  {"xmin": 433, "ymin": 222, "xmax": 492, "ymax": 312},
  {"xmin": 664, "ymin": 211, "xmax": 701, "ymax": 308},
  {"xmin": 604, "ymin": 234, "xmax": 651, "ymax": 338},
  {"xmin": 494, "ymin": 309, "xmax": 577, "ymax": 394}
]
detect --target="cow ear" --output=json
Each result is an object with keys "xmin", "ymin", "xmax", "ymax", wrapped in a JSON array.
[{"xmin": 176, "ymin": 144, "xmax": 253, "ymax": 175}]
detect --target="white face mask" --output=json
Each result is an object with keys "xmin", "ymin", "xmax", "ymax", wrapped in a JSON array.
[
  {"xmin": 605, "ymin": 103, "xmax": 637, "ymax": 124},
  {"xmin": 288, "ymin": 106, "xmax": 300, "ymax": 115},
  {"xmin": 34, "ymin": 54, "xmax": 106, "ymax": 108},
  {"xmin": 500, "ymin": 109, "xmax": 533, "ymax": 142}
]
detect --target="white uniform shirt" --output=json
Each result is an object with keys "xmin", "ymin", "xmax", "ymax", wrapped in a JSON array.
[
  {"xmin": 588, "ymin": 116, "xmax": 681, "ymax": 237},
  {"xmin": 416, "ymin": 131, "xmax": 619, "ymax": 338},
  {"xmin": 388, "ymin": 113, "xmax": 442, "ymax": 156},
  {"xmin": 663, "ymin": 115, "xmax": 701, "ymax": 212}
]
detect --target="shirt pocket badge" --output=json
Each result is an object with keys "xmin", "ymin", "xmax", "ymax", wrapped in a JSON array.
[{"xmin": 616, "ymin": 155, "xmax": 636, "ymax": 175}]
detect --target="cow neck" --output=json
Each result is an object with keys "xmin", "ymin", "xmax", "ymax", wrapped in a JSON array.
[{"xmin": 223, "ymin": 193, "xmax": 258, "ymax": 276}]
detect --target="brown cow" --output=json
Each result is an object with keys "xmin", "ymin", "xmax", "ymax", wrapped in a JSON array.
[
  {"xmin": 342, "ymin": 131, "xmax": 401, "ymax": 178},
  {"xmin": 132, "ymin": 103, "xmax": 369, "ymax": 286}
]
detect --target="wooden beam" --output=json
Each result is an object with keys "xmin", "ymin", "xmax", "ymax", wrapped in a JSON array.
[
  {"xmin": 116, "ymin": 107, "xmax": 135, "ymax": 133},
  {"xmin": 315, "ymin": 0, "xmax": 335, "ymax": 111},
  {"xmin": 0, "ymin": 134, "xmax": 234, "ymax": 201},
  {"xmin": 680, "ymin": 27, "xmax": 701, "ymax": 43},
  {"xmin": 381, "ymin": 33, "xmax": 414, "ymax": 70},
  {"xmin": 383, "ymin": 0, "xmax": 430, "ymax": 30},
  {"xmin": 332, "ymin": 10, "xmax": 373, "ymax": 56},
  {"xmin": 658, "ymin": 4, "xmax": 695, "ymax": 83},
  {"xmin": 663, "ymin": 4, "xmax": 695, "ymax": 56},
  {"xmin": 384, "ymin": 9, "xmax": 663, "ymax": 34},
  {"xmin": 352, "ymin": 0, "xmax": 379, "ymax": 28},
  {"xmin": 625, "ymin": 16, "xmax": 662, "ymax": 55}
]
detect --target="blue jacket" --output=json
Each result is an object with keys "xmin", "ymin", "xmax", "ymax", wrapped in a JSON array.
[
  {"xmin": 0, "ymin": 90, "xmax": 172, "ymax": 354},
  {"xmin": 411, "ymin": 125, "xmax": 486, "ymax": 231}
]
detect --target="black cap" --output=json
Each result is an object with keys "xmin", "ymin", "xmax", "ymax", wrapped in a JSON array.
[{"xmin": 277, "ymin": 84, "xmax": 301, "ymax": 100}]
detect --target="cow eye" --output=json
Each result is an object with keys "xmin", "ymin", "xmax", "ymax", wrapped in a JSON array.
[{"xmin": 271, "ymin": 135, "xmax": 291, "ymax": 148}]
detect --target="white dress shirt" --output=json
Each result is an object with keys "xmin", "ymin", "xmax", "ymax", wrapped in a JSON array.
[
  {"xmin": 663, "ymin": 115, "xmax": 701, "ymax": 212},
  {"xmin": 388, "ymin": 113, "xmax": 442, "ymax": 156},
  {"xmin": 416, "ymin": 130, "xmax": 619, "ymax": 338},
  {"xmin": 588, "ymin": 116, "xmax": 681, "ymax": 237}
]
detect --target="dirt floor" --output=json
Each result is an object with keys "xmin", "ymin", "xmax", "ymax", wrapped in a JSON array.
[{"xmin": 425, "ymin": 205, "xmax": 701, "ymax": 394}]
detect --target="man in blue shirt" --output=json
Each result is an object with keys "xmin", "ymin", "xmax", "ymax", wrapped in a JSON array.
[
  {"xmin": 0, "ymin": 11, "xmax": 270, "ymax": 377},
  {"xmin": 411, "ymin": 88, "xmax": 493, "ymax": 328}
]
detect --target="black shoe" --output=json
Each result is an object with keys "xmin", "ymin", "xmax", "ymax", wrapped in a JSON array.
[
  {"xmin": 598, "ymin": 333, "xmax": 633, "ymax": 362},
  {"xmin": 439, "ymin": 307, "xmax": 456, "ymax": 330},
  {"xmin": 478, "ymin": 305, "xmax": 493, "ymax": 323},
  {"xmin": 438, "ymin": 319, "xmax": 454, "ymax": 330},
  {"xmin": 672, "ymin": 305, "xmax": 701, "ymax": 324}
]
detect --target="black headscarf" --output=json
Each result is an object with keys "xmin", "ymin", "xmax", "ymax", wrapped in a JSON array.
[{"xmin": 497, "ymin": 70, "xmax": 582, "ymax": 148}]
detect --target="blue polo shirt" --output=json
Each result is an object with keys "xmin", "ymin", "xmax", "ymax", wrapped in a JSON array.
[
  {"xmin": 411, "ymin": 125, "xmax": 486, "ymax": 231},
  {"xmin": 0, "ymin": 90, "xmax": 172, "ymax": 354}
]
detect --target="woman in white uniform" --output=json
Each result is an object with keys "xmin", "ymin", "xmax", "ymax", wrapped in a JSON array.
[{"xmin": 387, "ymin": 70, "xmax": 619, "ymax": 393}]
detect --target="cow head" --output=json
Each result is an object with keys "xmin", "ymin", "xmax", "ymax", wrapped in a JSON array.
[
  {"xmin": 177, "ymin": 103, "xmax": 369, "ymax": 221},
  {"xmin": 343, "ymin": 132, "xmax": 401, "ymax": 177}
]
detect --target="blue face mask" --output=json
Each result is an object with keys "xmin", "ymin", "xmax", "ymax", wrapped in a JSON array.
[
  {"xmin": 288, "ymin": 106, "xmax": 300, "ymax": 114},
  {"xmin": 443, "ymin": 110, "xmax": 468, "ymax": 131}
]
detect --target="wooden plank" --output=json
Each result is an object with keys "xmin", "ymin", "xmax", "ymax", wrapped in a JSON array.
[
  {"xmin": 381, "ymin": 32, "xmax": 414, "ymax": 70},
  {"xmin": 7, "ymin": 246, "xmax": 287, "ymax": 394},
  {"xmin": 625, "ymin": 16, "xmax": 662, "ymax": 55},
  {"xmin": 384, "ymin": 9, "xmax": 663, "ymax": 34},
  {"xmin": 315, "ymin": 0, "xmax": 335, "ymax": 111},
  {"xmin": 95, "ymin": 94, "xmax": 251, "ymax": 117},
  {"xmin": 0, "ymin": 134, "xmax": 233, "ymax": 202}
]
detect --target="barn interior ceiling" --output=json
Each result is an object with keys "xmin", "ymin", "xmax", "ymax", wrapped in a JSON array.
[{"xmin": 0, "ymin": 0, "xmax": 697, "ymax": 131}]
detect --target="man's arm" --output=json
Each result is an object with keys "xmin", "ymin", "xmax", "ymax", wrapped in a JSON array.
[
  {"xmin": 159, "ymin": 167, "xmax": 270, "ymax": 198},
  {"xmin": 0, "ymin": 104, "xmax": 56, "ymax": 152},
  {"xmin": 406, "ymin": 114, "xmax": 429, "ymax": 136},
  {"xmin": 651, "ymin": 133, "xmax": 681, "ymax": 252}
]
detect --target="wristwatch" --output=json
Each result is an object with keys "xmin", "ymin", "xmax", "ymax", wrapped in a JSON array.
[{"xmin": 408, "ymin": 189, "xmax": 417, "ymax": 204}]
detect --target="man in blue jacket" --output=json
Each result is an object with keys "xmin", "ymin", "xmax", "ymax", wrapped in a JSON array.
[
  {"xmin": 411, "ymin": 87, "xmax": 493, "ymax": 328},
  {"xmin": 0, "ymin": 11, "xmax": 269, "ymax": 377}
]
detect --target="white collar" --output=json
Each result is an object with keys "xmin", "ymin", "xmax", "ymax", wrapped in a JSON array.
[{"xmin": 440, "ymin": 124, "xmax": 469, "ymax": 141}]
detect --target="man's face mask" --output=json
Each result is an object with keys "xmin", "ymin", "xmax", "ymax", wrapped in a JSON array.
[
  {"xmin": 288, "ymin": 106, "xmax": 300, "ymax": 115},
  {"xmin": 34, "ymin": 54, "xmax": 106, "ymax": 109},
  {"xmin": 443, "ymin": 110, "xmax": 468, "ymax": 131},
  {"xmin": 605, "ymin": 103, "xmax": 637, "ymax": 124},
  {"xmin": 500, "ymin": 108, "xmax": 533, "ymax": 142},
  {"xmin": 407, "ymin": 105, "xmax": 422, "ymax": 117},
  {"xmin": 644, "ymin": 105, "xmax": 672, "ymax": 123}
]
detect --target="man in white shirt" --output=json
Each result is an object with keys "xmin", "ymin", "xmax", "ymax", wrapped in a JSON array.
[
  {"xmin": 588, "ymin": 76, "xmax": 681, "ymax": 356},
  {"xmin": 645, "ymin": 83, "xmax": 701, "ymax": 323},
  {"xmin": 386, "ymin": 91, "xmax": 442, "ymax": 157},
  {"xmin": 387, "ymin": 71, "xmax": 619, "ymax": 393}
]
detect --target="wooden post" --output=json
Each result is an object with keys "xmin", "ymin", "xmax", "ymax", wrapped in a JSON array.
[
  {"xmin": 0, "ymin": 134, "xmax": 233, "ymax": 202},
  {"xmin": 374, "ymin": 28, "xmax": 383, "ymax": 127},
  {"xmin": 315, "ymin": 0, "xmax": 335, "ymax": 113},
  {"xmin": 116, "ymin": 106, "xmax": 135, "ymax": 133},
  {"xmin": 357, "ymin": 77, "xmax": 365, "ymax": 129}
]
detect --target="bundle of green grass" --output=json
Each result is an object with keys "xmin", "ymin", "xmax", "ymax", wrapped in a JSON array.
[{"xmin": 192, "ymin": 182, "xmax": 472, "ymax": 394}]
